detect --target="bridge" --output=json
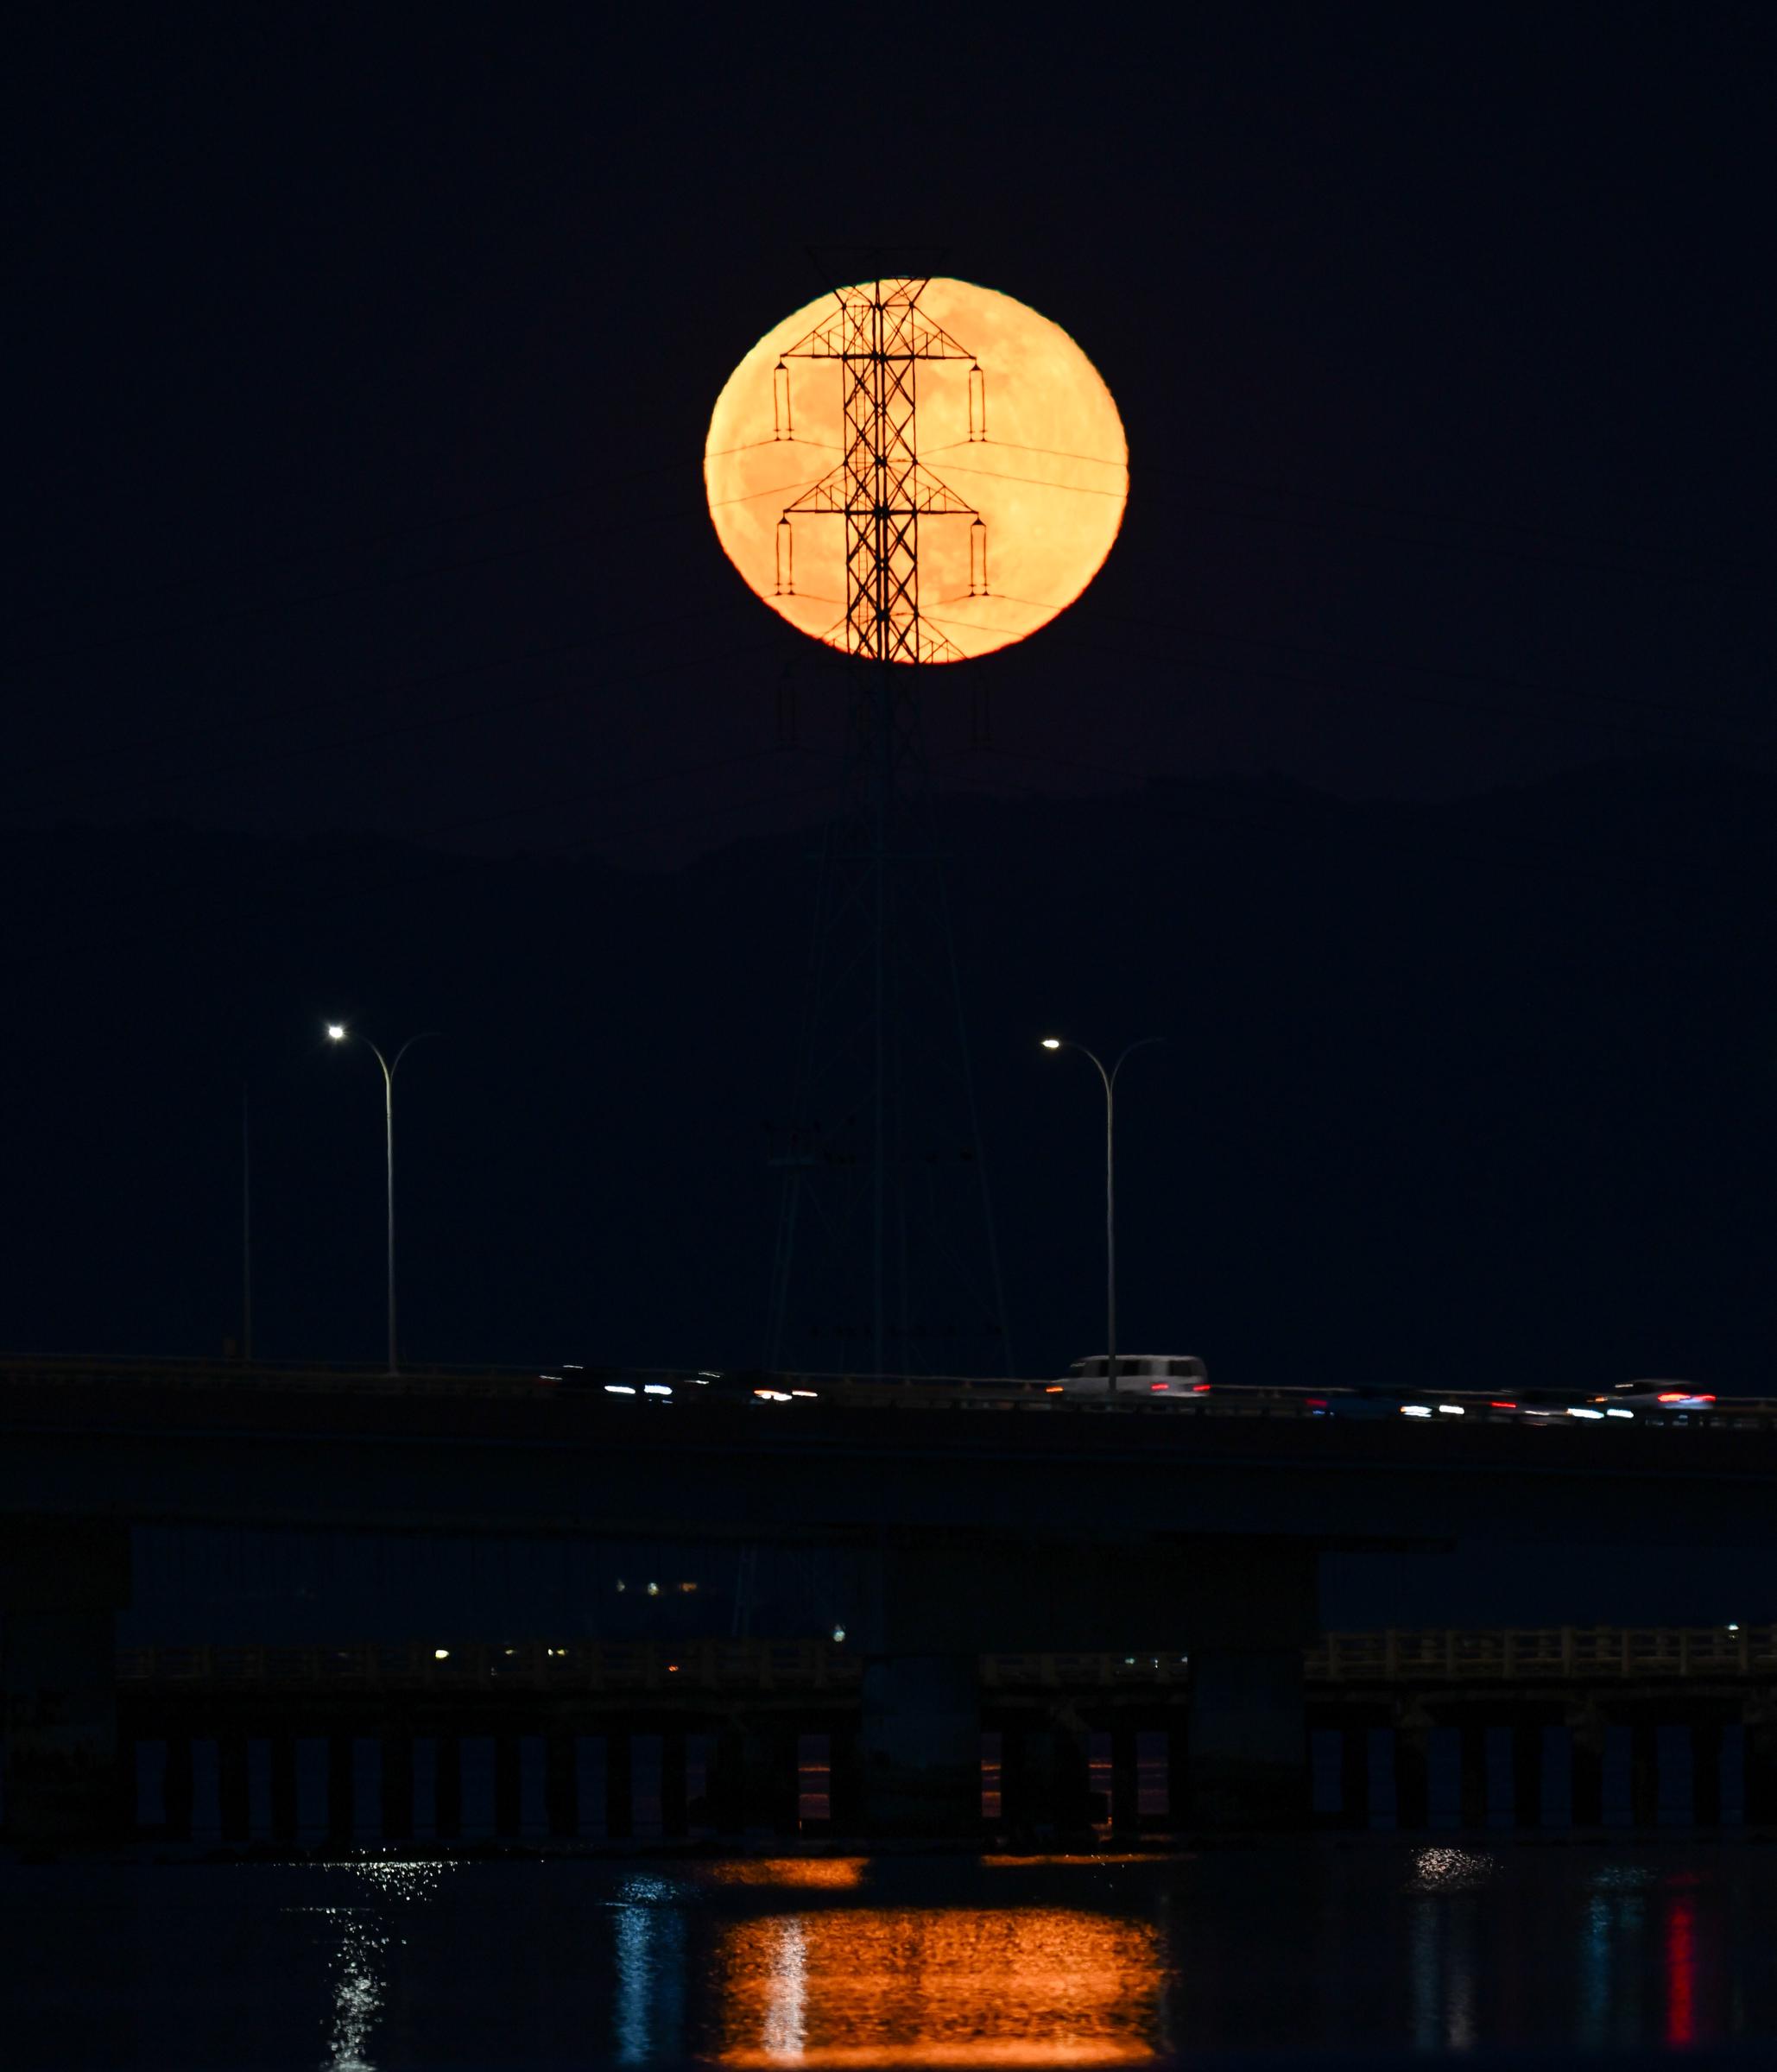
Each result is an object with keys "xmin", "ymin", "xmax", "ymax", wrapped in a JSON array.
[
  {"xmin": 5, "ymin": 1355, "xmax": 1777, "ymax": 1843},
  {"xmin": 92, "ymin": 1625, "xmax": 1777, "ymax": 1846}
]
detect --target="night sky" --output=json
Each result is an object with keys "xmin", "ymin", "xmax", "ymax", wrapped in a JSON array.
[{"xmin": 5, "ymin": 7, "xmax": 1775, "ymax": 1381}]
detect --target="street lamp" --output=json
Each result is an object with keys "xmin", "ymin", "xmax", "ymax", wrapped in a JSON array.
[
  {"xmin": 1040, "ymin": 1035, "xmax": 1163, "ymax": 1390},
  {"xmin": 326, "ymin": 1023, "xmax": 436, "ymax": 1374}
]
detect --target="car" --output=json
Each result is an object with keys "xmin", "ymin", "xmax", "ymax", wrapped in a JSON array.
[
  {"xmin": 1605, "ymin": 1380, "xmax": 1717, "ymax": 1411},
  {"xmin": 1059, "ymin": 1354, "xmax": 1211, "ymax": 1399}
]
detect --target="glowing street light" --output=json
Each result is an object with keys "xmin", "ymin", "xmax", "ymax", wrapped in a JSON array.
[
  {"xmin": 326, "ymin": 1022, "xmax": 436, "ymax": 1374},
  {"xmin": 1040, "ymin": 1035, "xmax": 1163, "ymax": 1391}
]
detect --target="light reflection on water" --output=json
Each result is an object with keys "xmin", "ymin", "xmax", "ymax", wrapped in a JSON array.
[
  {"xmin": 711, "ymin": 1858, "xmax": 868, "ymax": 1889},
  {"xmin": 3, "ymin": 1846, "xmax": 1776, "ymax": 2067},
  {"xmin": 717, "ymin": 1906, "xmax": 1160, "ymax": 2067},
  {"xmin": 614, "ymin": 1876, "xmax": 687, "ymax": 2065},
  {"xmin": 304, "ymin": 1862, "xmax": 454, "ymax": 2072}
]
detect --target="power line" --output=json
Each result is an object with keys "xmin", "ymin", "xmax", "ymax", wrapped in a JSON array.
[
  {"xmin": 923, "ymin": 614, "xmax": 1777, "ymax": 763},
  {"xmin": 5, "ymin": 619, "xmax": 792, "ymax": 821},
  {"xmin": 973, "ymin": 745, "xmax": 1777, "ymax": 902},
  {"xmin": 930, "ymin": 436, "xmax": 1772, "ymax": 586},
  {"xmin": 0, "ymin": 749, "xmax": 835, "ymax": 977},
  {"xmin": 9, "ymin": 442, "xmax": 844, "ymax": 650},
  {"xmin": 1, "ymin": 597, "xmax": 762, "ymax": 794},
  {"xmin": 5, "ymin": 515, "xmax": 636, "ymax": 679},
  {"xmin": 16, "ymin": 418, "xmax": 1766, "ymax": 685},
  {"xmin": 986, "ymin": 593, "xmax": 1774, "ymax": 740}
]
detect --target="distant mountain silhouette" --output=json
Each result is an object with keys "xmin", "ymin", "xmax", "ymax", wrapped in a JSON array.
[{"xmin": 3, "ymin": 753, "xmax": 1774, "ymax": 1393}]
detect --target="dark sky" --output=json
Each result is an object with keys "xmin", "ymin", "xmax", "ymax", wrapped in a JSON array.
[
  {"xmin": 7, "ymin": 4, "xmax": 1773, "ymax": 865},
  {"xmin": 4, "ymin": 6, "xmax": 1777, "ymax": 1383}
]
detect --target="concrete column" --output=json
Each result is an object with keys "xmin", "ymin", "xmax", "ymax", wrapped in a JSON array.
[
  {"xmin": 1172, "ymin": 1539, "xmax": 1317, "ymax": 1834},
  {"xmin": 661, "ymin": 1729, "xmax": 689, "ymax": 1839},
  {"xmin": 545, "ymin": 1734, "xmax": 574, "ymax": 1839},
  {"xmin": 1427, "ymin": 1724, "xmax": 1462, "ymax": 1829},
  {"xmin": 860, "ymin": 1653, "xmax": 981, "ymax": 1839},
  {"xmin": 1484, "ymin": 1726, "xmax": 1514, "ymax": 1829},
  {"xmin": 1721, "ymin": 1722, "xmax": 1747, "ymax": 1825},
  {"xmin": 742, "ymin": 1723, "xmax": 798, "ymax": 1837},
  {"xmin": 1394, "ymin": 1714, "xmax": 1431, "ymax": 1830},
  {"xmin": 382, "ymin": 1736, "xmax": 413, "ymax": 1842},
  {"xmin": 351, "ymin": 1737, "xmax": 383, "ymax": 1843},
  {"xmin": 0, "ymin": 1521, "xmax": 130, "ymax": 1841},
  {"xmin": 828, "ymin": 1721, "xmax": 864, "ymax": 1836},
  {"xmin": 1656, "ymin": 1722, "xmax": 1695, "ymax": 1828},
  {"xmin": 1458, "ymin": 1723, "xmax": 1488, "ymax": 1827},
  {"xmin": 571, "ymin": 1734, "xmax": 604, "ymax": 1840},
  {"xmin": 705, "ymin": 1726, "xmax": 745, "ymax": 1839},
  {"xmin": 1366, "ymin": 1726, "xmax": 1399, "ymax": 1830},
  {"xmin": 1005, "ymin": 1717, "xmax": 1091, "ymax": 1841},
  {"xmin": 1512, "ymin": 1722, "xmax": 1542, "ymax": 1829},
  {"xmin": 1540, "ymin": 1724, "xmax": 1573, "ymax": 1829},
  {"xmin": 1164, "ymin": 1719, "xmax": 1192, "ymax": 1836},
  {"xmin": 1570, "ymin": 1707, "xmax": 1604, "ymax": 1827},
  {"xmin": 412, "ymin": 1736, "xmax": 438, "ymax": 1842},
  {"xmin": 1693, "ymin": 1719, "xmax": 1723, "ymax": 1829},
  {"xmin": 1743, "ymin": 1718, "xmax": 1777, "ymax": 1826},
  {"xmin": 1337, "ymin": 1721, "xmax": 1369, "ymax": 1829},
  {"xmin": 519, "ymin": 1734, "xmax": 547, "ymax": 1841},
  {"xmin": 192, "ymin": 1738, "xmax": 223, "ymax": 1845},
  {"xmin": 1186, "ymin": 1647, "xmax": 1307, "ymax": 1831},
  {"xmin": 604, "ymin": 1728, "xmax": 633, "ymax": 1841},
  {"xmin": 1630, "ymin": 1719, "xmax": 1659, "ymax": 1826},
  {"xmin": 1110, "ymin": 1725, "xmax": 1141, "ymax": 1840},
  {"xmin": 294, "ymin": 1735, "xmax": 328, "ymax": 1843},
  {"xmin": 133, "ymin": 1737, "xmax": 168, "ymax": 1832},
  {"xmin": 218, "ymin": 1735, "xmax": 249, "ymax": 1843},
  {"xmin": 854, "ymin": 1528, "xmax": 1315, "ymax": 1837}
]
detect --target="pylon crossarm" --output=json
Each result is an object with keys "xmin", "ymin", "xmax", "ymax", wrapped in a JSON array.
[
  {"xmin": 907, "ymin": 467, "xmax": 977, "ymax": 516},
  {"xmin": 778, "ymin": 286, "xmax": 977, "ymax": 366},
  {"xmin": 782, "ymin": 467, "xmax": 851, "ymax": 515},
  {"xmin": 783, "ymin": 464, "xmax": 977, "ymax": 520},
  {"xmin": 914, "ymin": 625, "xmax": 968, "ymax": 665}
]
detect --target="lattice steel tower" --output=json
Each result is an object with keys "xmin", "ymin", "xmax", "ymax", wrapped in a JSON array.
[{"xmin": 765, "ymin": 277, "xmax": 1010, "ymax": 1377}]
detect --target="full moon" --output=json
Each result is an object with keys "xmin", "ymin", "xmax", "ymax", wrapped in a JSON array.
[{"xmin": 704, "ymin": 279, "xmax": 1128, "ymax": 663}]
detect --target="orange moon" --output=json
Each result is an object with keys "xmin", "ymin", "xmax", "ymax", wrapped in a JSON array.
[{"xmin": 704, "ymin": 280, "xmax": 1128, "ymax": 663}]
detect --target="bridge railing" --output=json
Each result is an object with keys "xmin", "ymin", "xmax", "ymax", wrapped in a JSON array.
[
  {"xmin": 115, "ymin": 1627, "xmax": 1777, "ymax": 1690},
  {"xmin": 1308, "ymin": 1625, "xmax": 1777, "ymax": 1681},
  {"xmin": 114, "ymin": 1638, "xmax": 867, "ymax": 1691}
]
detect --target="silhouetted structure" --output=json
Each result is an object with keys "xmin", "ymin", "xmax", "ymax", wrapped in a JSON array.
[{"xmin": 766, "ymin": 276, "xmax": 1010, "ymax": 1377}]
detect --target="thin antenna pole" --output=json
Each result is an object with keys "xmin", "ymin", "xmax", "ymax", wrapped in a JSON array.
[
  {"xmin": 870, "ymin": 293, "xmax": 889, "ymax": 1374},
  {"xmin": 768, "ymin": 275, "xmax": 1009, "ymax": 1375},
  {"xmin": 383, "ymin": 1052, "xmax": 396, "ymax": 1376},
  {"xmin": 241, "ymin": 1080, "xmax": 253, "ymax": 1363}
]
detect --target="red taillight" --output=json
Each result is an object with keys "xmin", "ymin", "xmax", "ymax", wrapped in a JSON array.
[
  {"xmin": 1696, "ymin": 1394, "xmax": 1717, "ymax": 1405},
  {"xmin": 1490, "ymin": 1401, "xmax": 1517, "ymax": 1410},
  {"xmin": 1305, "ymin": 1397, "xmax": 1327, "ymax": 1408},
  {"xmin": 1149, "ymin": 1382, "xmax": 1168, "ymax": 1391},
  {"xmin": 1657, "ymin": 1392, "xmax": 1685, "ymax": 1403},
  {"xmin": 1192, "ymin": 1383, "xmax": 1211, "ymax": 1393}
]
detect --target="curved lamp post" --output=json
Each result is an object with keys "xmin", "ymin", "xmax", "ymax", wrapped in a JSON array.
[
  {"xmin": 326, "ymin": 1024, "xmax": 436, "ymax": 1374},
  {"xmin": 1040, "ymin": 1035, "xmax": 1163, "ymax": 1389}
]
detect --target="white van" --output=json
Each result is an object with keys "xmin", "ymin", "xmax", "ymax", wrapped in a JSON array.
[{"xmin": 1059, "ymin": 1354, "xmax": 1210, "ymax": 1398}]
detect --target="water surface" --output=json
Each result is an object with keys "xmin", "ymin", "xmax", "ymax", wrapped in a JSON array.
[{"xmin": 2, "ymin": 1844, "xmax": 1771, "ymax": 2067}]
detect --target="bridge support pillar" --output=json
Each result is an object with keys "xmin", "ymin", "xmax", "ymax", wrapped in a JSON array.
[
  {"xmin": 859, "ymin": 1653, "xmax": 980, "ymax": 1840},
  {"xmin": 1169, "ymin": 1537, "xmax": 1317, "ymax": 1833},
  {"xmin": 1187, "ymin": 1646, "xmax": 1308, "ymax": 1830},
  {"xmin": 0, "ymin": 1521, "xmax": 130, "ymax": 1842}
]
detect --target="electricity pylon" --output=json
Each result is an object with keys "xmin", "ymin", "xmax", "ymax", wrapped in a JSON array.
[{"xmin": 765, "ymin": 277, "xmax": 1011, "ymax": 1379}]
